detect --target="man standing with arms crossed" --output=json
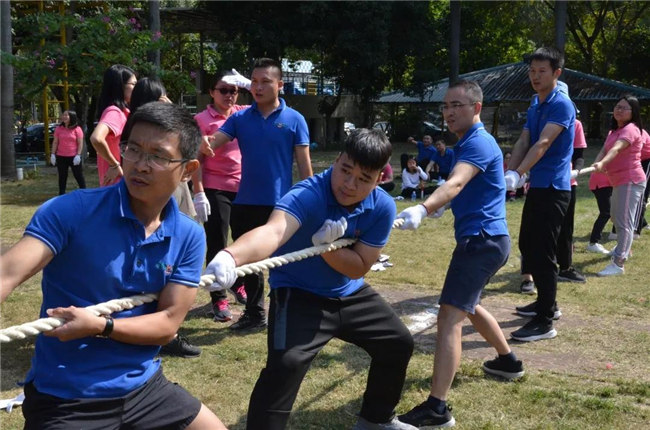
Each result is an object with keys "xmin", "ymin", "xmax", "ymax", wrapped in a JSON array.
[
  {"xmin": 506, "ymin": 47, "xmax": 575, "ymax": 342},
  {"xmin": 202, "ymin": 58, "xmax": 313, "ymax": 331}
]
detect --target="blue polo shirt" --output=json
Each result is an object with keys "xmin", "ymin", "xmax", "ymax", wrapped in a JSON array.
[
  {"xmin": 416, "ymin": 141, "xmax": 435, "ymax": 163},
  {"xmin": 429, "ymin": 148, "xmax": 456, "ymax": 175},
  {"xmin": 450, "ymin": 123, "xmax": 509, "ymax": 242},
  {"xmin": 270, "ymin": 168, "xmax": 395, "ymax": 297},
  {"xmin": 22, "ymin": 181, "xmax": 205, "ymax": 399},
  {"xmin": 524, "ymin": 85, "xmax": 575, "ymax": 190},
  {"xmin": 219, "ymin": 98, "xmax": 310, "ymax": 206}
]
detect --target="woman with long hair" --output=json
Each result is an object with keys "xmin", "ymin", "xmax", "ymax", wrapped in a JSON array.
[
  {"xmin": 90, "ymin": 64, "xmax": 136, "ymax": 186},
  {"xmin": 592, "ymin": 95, "xmax": 646, "ymax": 276},
  {"xmin": 50, "ymin": 110, "xmax": 86, "ymax": 195}
]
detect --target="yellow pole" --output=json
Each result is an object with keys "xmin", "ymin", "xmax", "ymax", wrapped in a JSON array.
[
  {"xmin": 39, "ymin": 0, "xmax": 52, "ymax": 161},
  {"xmin": 60, "ymin": 1, "xmax": 69, "ymax": 111}
]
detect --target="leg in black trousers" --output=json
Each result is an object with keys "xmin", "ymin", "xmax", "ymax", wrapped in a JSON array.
[
  {"xmin": 557, "ymin": 185, "xmax": 576, "ymax": 271},
  {"xmin": 589, "ymin": 187, "xmax": 613, "ymax": 244},
  {"xmin": 634, "ymin": 159, "xmax": 650, "ymax": 234},
  {"xmin": 56, "ymin": 155, "xmax": 72, "ymax": 195},
  {"xmin": 70, "ymin": 161, "xmax": 86, "ymax": 190}
]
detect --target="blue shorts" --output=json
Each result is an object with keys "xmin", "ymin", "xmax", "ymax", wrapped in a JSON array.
[{"xmin": 439, "ymin": 232, "xmax": 510, "ymax": 314}]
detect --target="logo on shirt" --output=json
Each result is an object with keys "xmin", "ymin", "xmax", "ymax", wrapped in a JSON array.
[
  {"xmin": 156, "ymin": 261, "xmax": 175, "ymax": 275},
  {"xmin": 275, "ymin": 122, "xmax": 285, "ymax": 129}
]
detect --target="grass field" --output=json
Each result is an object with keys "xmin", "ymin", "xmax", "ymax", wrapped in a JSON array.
[{"xmin": 1, "ymin": 142, "xmax": 649, "ymax": 429}]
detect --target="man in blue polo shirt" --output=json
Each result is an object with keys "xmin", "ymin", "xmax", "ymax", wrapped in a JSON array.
[
  {"xmin": 0, "ymin": 103, "xmax": 225, "ymax": 429},
  {"xmin": 425, "ymin": 139, "xmax": 456, "ymax": 180},
  {"xmin": 406, "ymin": 134, "xmax": 436, "ymax": 172},
  {"xmin": 204, "ymin": 129, "xmax": 415, "ymax": 430},
  {"xmin": 505, "ymin": 47, "xmax": 575, "ymax": 342},
  {"xmin": 202, "ymin": 58, "xmax": 313, "ymax": 331},
  {"xmin": 396, "ymin": 80, "xmax": 523, "ymax": 428}
]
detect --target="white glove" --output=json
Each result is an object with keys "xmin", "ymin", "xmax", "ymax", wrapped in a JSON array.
[
  {"xmin": 312, "ymin": 217, "xmax": 348, "ymax": 246},
  {"xmin": 570, "ymin": 169, "xmax": 579, "ymax": 180},
  {"xmin": 222, "ymin": 69, "xmax": 251, "ymax": 90},
  {"xmin": 50, "ymin": 154, "xmax": 56, "ymax": 166},
  {"xmin": 504, "ymin": 170, "xmax": 522, "ymax": 191},
  {"xmin": 73, "ymin": 155, "xmax": 81, "ymax": 166},
  {"xmin": 203, "ymin": 250, "xmax": 237, "ymax": 291},
  {"xmin": 193, "ymin": 192, "xmax": 211, "ymax": 223},
  {"xmin": 396, "ymin": 204, "xmax": 428, "ymax": 230},
  {"xmin": 429, "ymin": 202, "xmax": 451, "ymax": 219}
]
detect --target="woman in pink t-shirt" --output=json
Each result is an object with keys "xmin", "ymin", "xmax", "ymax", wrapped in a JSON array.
[
  {"xmin": 51, "ymin": 110, "xmax": 86, "ymax": 195},
  {"xmin": 192, "ymin": 70, "xmax": 250, "ymax": 322},
  {"xmin": 90, "ymin": 64, "xmax": 136, "ymax": 186},
  {"xmin": 591, "ymin": 95, "xmax": 646, "ymax": 276}
]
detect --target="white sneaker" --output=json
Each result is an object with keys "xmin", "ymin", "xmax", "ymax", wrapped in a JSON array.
[
  {"xmin": 597, "ymin": 261, "xmax": 624, "ymax": 277},
  {"xmin": 586, "ymin": 243, "xmax": 610, "ymax": 254},
  {"xmin": 608, "ymin": 232, "xmax": 617, "ymax": 240}
]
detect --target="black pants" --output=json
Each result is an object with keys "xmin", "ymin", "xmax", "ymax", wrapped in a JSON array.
[
  {"xmin": 634, "ymin": 158, "xmax": 650, "ymax": 234},
  {"xmin": 556, "ymin": 185, "xmax": 577, "ymax": 270},
  {"xmin": 519, "ymin": 187, "xmax": 570, "ymax": 323},
  {"xmin": 204, "ymin": 189, "xmax": 237, "ymax": 304},
  {"xmin": 230, "ymin": 204, "xmax": 275, "ymax": 319},
  {"xmin": 56, "ymin": 155, "xmax": 86, "ymax": 195},
  {"xmin": 246, "ymin": 285, "xmax": 413, "ymax": 430},
  {"xmin": 589, "ymin": 186, "xmax": 613, "ymax": 244}
]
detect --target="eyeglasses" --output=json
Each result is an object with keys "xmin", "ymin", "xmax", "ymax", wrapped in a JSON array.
[
  {"xmin": 613, "ymin": 105, "xmax": 631, "ymax": 111},
  {"xmin": 120, "ymin": 143, "xmax": 188, "ymax": 170},
  {"xmin": 441, "ymin": 102, "xmax": 476, "ymax": 112},
  {"xmin": 213, "ymin": 87, "xmax": 238, "ymax": 95}
]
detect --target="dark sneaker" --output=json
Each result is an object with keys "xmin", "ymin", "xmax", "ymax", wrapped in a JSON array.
[
  {"xmin": 160, "ymin": 335, "xmax": 201, "ymax": 358},
  {"xmin": 229, "ymin": 311, "xmax": 267, "ymax": 331},
  {"xmin": 515, "ymin": 301, "xmax": 562, "ymax": 320},
  {"xmin": 353, "ymin": 416, "xmax": 418, "ymax": 430},
  {"xmin": 558, "ymin": 267, "xmax": 586, "ymax": 283},
  {"xmin": 398, "ymin": 402, "xmax": 455, "ymax": 428},
  {"xmin": 229, "ymin": 284, "xmax": 248, "ymax": 305},
  {"xmin": 519, "ymin": 280, "xmax": 536, "ymax": 295},
  {"xmin": 483, "ymin": 356, "xmax": 525, "ymax": 380},
  {"xmin": 213, "ymin": 299, "xmax": 232, "ymax": 322},
  {"xmin": 511, "ymin": 318, "xmax": 557, "ymax": 342}
]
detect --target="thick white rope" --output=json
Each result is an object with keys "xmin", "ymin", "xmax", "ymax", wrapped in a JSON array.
[
  {"xmin": 570, "ymin": 166, "xmax": 595, "ymax": 179},
  {"xmin": 1, "ymin": 218, "xmax": 406, "ymax": 343}
]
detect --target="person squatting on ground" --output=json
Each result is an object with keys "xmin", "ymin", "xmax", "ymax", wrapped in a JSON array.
[
  {"xmin": 591, "ymin": 95, "xmax": 646, "ymax": 276},
  {"xmin": 400, "ymin": 156, "xmax": 429, "ymax": 199},
  {"xmin": 201, "ymin": 58, "xmax": 313, "ymax": 332},
  {"xmin": 405, "ymin": 134, "xmax": 435, "ymax": 172},
  {"xmin": 425, "ymin": 139, "xmax": 455, "ymax": 181},
  {"xmin": 505, "ymin": 47, "xmax": 575, "ymax": 342},
  {"xmin": 193, "ymin": 70, "xmax": 250, "ymax": 324},
  {"xmin": 203, "ymin": 128, "xmax": 415, "ymax": 430},
  {"xmin": 50, "ymin": 110, "xmax": 86, "ymax": 195},
  {"xmin": 396, "ymin": 80, "xmax": 523, "ymax": 429},
  {"xmin": 0, "ymin": 102, "xmax": 226, "ymax": 429},
  {"xmin": 90, "ymin": 64, "xmax": 137, "ymax": 187}
]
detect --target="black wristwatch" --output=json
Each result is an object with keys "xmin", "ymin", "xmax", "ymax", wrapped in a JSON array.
[{"xmin": 98, "ymin": 315, "xmax": 114, "ymax": 338}]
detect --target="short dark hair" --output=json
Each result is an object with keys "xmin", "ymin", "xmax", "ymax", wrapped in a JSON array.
[
  {"xmin": 611, "ymin": 94, "xmax": 644, "ymax": 132},
  {"xmin": 62, "ymin": 110, "xmax": 78, "ymax": 129},
  {"xmin": 210, "ymin": 70, "xmax": 238, "ymax": 90},
  {"xmin": 527, "ymin": 47, "xmax": 564, "ymax": 71},
  {"xmin": 343, "ymin": 128, "xmax": 392, "ymax": 172},
  {"xmin": 449, "ymin": 79, "xmax": 483, "ymax": 103},
  {"xmin": 130, "ymin": 77, "xmax": 167, "ymax": 113},
  {"xmin": 121, "ymin": 102, "xmax": 202, "ymax": 160},
  {"xmin": 96, "ymin": 64, "xmax": 136, "ymax": 116},
  {"xmin": 253, "ymin": 58, "xmax": 283, "ymax": 80}
]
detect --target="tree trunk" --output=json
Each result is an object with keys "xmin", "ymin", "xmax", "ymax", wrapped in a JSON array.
[
  {"xmin": 1, "ymin": 1, "xmax": 16, "ymax": 178},
  {"xmin": 147, "ymin": 1, "xmax": 161, "ymax": 70},
  {"xmin": 554, "ymin": 1, "xmax": 568, "ymax": 55},
  {"xmin": 449, "ymin": 1, "xmax": 461, "ymax": 85}
]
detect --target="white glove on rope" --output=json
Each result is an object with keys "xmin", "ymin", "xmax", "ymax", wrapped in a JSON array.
[
  {"xmin": 504, "ymin": 170, "xmax": 527, "ymax": 191},
  {"xmin": 570, "ymin": 169, "xmax": 579, "ymax": 180},
  {"xmin": 73, "ymin": 155, "xmax": 81, "ymax": 166},
  {"xmin": 312, "ymin": 217, "xmax": 348, "ymax": 246},
  {"xmin": 50, "ymin": 154, "xmax": 56, "ymax": 166},
  {"xmin": 396, "ymin": 204, "xmax": 428, "ymax": 230},
  {"xmin": 429, "ymin": 202, "xmax": 451, "ymax": 219},
  {"xmin": 222, "ymin": 69, "xmax": 251, "ymax": 90},
  {"xmin": 193, "ymin": 192, "xmax": 211, "ymax": 223},
  {"xmin": 203, "ymin": 250, "xmax": 237, "ymax": 291}
]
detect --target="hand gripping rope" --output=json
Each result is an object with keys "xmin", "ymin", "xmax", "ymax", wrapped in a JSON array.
[{"xmin": 0, "ymin": 218, "xmax": 406, "ymax": 343}]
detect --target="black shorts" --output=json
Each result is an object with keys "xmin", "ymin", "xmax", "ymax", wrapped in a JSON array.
[{"xmin": 22, "ymin": 369, "xmax": 201, "ymax": 430}]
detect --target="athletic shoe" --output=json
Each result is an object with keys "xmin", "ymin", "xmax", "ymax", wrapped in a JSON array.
[
  {"xmin": 229, "ymin": 284, "xmax": 248, "ymax": 305},
  {"xmin": 608, "ymin": 232, "xmax": 617, "ymax": 240},
  {"xmin": 511, "ymin": 318, "xmax": 557, "ymax": 342},
  {"xmin": 633, "ymin": 233, "xmax": 640, "ymax": 239},
  {"xmin": 482, "ymin": 356, "xmax": 525, "ymax": 380},
  {"xmin": 213, "ymin": 299, "xmax": 232, "ymax": 322},
  {"xmin": 519, "ymin": 280, "xmax": 536, "ymax": 295},
  {"xmin": 229, "ymin": 311, "xmax": 267, "ymax": 331},
  {"xmin": 160, "ymin": 335, "xmax": 201, "ymax": 358},
  {"xmin": 597, "ymin": 261, "xmax": 624, "ymax": 277},
  {"xmin": 586, "ymin": 243, "xmax": 609, "ymax": 254},
  {"xmin": 353, "ymin": 416, "xmax": 418, "ymax": 430},
  {"xmin": 557, "ymin": 267, "xmax": 586, "ymax": 283},
  {"xmin": 515, "ymin": 302, "xmax": 562, "ymax": 320},
  {"xmin": 398, "ymin": 402, "xmax": 455, "ymax": 428}
]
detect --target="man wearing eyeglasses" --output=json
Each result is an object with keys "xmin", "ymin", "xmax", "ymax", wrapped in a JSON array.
[
  {"xmin": 505, "ymin": 47, "xmax": 575, "ymax": 342},
  {"xmin": 0, "ymin": 102, "xmax": 227, "ymax": 429},
  {"xmin": 201, "ymin": 58, "xmax": 313, "ymax": 332}
]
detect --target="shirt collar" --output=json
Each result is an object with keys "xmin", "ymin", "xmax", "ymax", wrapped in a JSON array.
[
  {"xmin": 251, "ymin": 97, "xmax": 286, "ymax": 115},
  {"xmin": 323, "ymin": 167, "xmax": 377, "ymax": 216},
  {"xmin": 206, "ymin": 104, "xmax": 227, "ymax": 120},
  {"xmin": 456, "ymin": 122, "xmax": 485, "ymax": 148},
  {"xmin": 116, "ymin": 180, "xmax": 178, "ymax": 239}
]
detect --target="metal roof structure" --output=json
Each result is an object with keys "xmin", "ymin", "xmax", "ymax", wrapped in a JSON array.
[{"xmin": 377, "ymin": 62, "xmax": 650, "ymax": 104}]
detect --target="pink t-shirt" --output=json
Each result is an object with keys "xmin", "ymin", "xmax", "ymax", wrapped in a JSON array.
[
  {"xmin": 571, "ymin": 120, "xmax": 588, "ymax": 186},
  {"xmin": 640, "ymin": 129, "xmax": 650, "ymax": 161},
  {"xmin": 194, "ymin": 104, "xmax": 249, "ymax": 192},
  {"xmin": 602, "ymin": 123, "xmax": 645, "ymax": 187},
  {"xmin": 53, "ymin": 125, "xmax": 83, "ymax": 157},
  {"xmin": 97, "ymin": 106, "xmax": 129, "ymax": 186},
  {"xmin": 589, "ymin": 171, "xmax": 611, "ymax": 191}
]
